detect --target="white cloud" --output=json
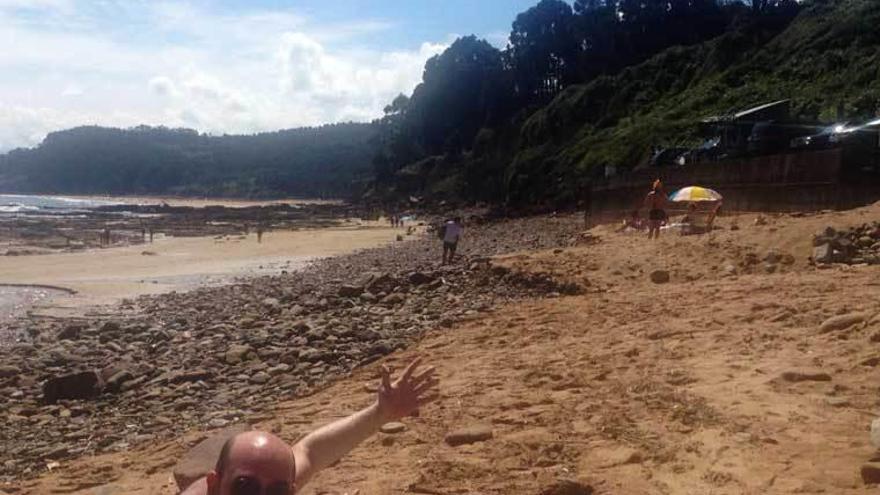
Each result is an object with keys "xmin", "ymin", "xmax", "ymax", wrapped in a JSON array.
[{"xmin": 0, "ymin": 1, "xmax": 448, "ymax": 152}]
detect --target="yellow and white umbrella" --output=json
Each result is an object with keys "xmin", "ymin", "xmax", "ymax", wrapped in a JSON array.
[{"xmin": 668, "ymin": 186, "xmax": 722, "ymax": 202}]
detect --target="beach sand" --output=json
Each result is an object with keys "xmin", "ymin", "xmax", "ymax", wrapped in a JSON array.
[{"xmin": 0, "ymin": 222, "xmax": 400, "ymax": 316}]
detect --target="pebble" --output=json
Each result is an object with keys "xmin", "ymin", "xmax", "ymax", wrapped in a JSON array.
[
  {"xmin": 379, "ymin": 422, "xmax": 407, "ymax": 434},
  {"xmin": 539, "ymin": 479, "xmax": 594, "ymax": 495},
  {"xmin": 779, "ymin": 369, "xmax": 832, "ymax": 383},
  {"xmin": 819, "ymin": 313, "xmax": 868, "ymax": 334},
  {"xmin": 861, "ymin": 463, "xmax": 880, "ymax": 485},
  {"xmin": 649, "ymin": 270, "xmax": 670, "ymax": 284},
  {"xmin": 444, "ymin": 425, "xmax": 493, "ymax": 447}
]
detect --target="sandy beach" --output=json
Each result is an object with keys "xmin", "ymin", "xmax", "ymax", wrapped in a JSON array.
[{"xmin": 0, "ymin": 222, "xmax": 399, "ymax": 317}]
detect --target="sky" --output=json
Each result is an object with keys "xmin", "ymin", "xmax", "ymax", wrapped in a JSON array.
[{"xmin": 0, "ymin": 0, "xmax": 540, "ymax": 152}]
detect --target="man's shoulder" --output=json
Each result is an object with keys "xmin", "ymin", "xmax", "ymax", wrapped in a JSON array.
[{"xmin": 180, "ymin": 478, "xmax": 208, "ymax": 495}]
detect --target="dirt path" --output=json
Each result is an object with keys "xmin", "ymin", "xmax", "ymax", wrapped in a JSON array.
[{"xmin": 17, "ymin": 207, "xmax": 880, "ymax": 494}]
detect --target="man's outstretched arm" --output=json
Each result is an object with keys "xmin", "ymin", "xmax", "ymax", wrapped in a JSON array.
[{"xmin": 292, "ymin": 358, "xmax": 438, "ymax": 489}]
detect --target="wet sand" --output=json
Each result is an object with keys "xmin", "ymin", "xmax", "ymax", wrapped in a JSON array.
[{"xmin": 0, "ymin": 222, "xmax": 400, "ymax": 317}]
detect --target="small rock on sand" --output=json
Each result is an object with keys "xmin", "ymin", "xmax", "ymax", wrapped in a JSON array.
[
  {"xmin": 539, "ymin": 479, "xmax": 594, "ymax": 495},
  {"xmin": 861, "ymin": 463, "xmax": 880, "ymax": 485},
  {"xmin": 42, "ymin": 371, "xmax": 101, "ymax": 404},
  {"xmin": 819, "ymin": 313, "xmax": 868, "ymax": 334},
  {"xmin": 649, "ymin": 270, "xmax": 670, "ymax": 284},
  {"xmin": 780, "ymin": 369, "xmax": 832, "ymax": 383},
  {"xmin": 379, "ymin": 422, "xmax": 407, "ymax": 434},
  {"xmin": 445, "ymin": 425, "xmax": 493, "ymax": 447}
]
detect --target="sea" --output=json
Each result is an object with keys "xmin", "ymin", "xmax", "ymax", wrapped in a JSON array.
[{"xmin": 0, "ymin": 194, "xmax": 119, "ymax": 214}]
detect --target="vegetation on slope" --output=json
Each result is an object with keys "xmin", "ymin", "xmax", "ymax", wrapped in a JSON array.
[
  {"xmin": 372, "ymin": 0, "xmax": 880, "ymax": 208},
  {"xmin": 0, "ymin": 123, "xmax": 376, "ymax": 199}
]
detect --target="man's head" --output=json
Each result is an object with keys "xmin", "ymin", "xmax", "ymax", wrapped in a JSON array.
[{"xmin": 207, "ymin": 431, "xmax": 295, "ymax": 495}]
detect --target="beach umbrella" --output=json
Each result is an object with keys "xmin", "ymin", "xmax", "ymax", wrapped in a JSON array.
[{"xmin": 668, "ymin": 186, "xmax": 722, "ymax": 202}]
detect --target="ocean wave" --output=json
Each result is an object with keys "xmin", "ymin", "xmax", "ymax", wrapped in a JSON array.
[
  {"xmin": 0, "ymin": 194, "xmax": 122, "ymax": 213},
  {"xmin": 0, "ymin": 203, "xmax": 41, "ymax": 213}
]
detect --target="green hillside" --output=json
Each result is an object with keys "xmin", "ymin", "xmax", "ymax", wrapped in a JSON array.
[
  {"xmin": 373, "ymin": 0, "xmax": 880, "ymax": 207},
  {"xmin": 0, "ymin": 123, "xmax": 376, "ymax": 199}
]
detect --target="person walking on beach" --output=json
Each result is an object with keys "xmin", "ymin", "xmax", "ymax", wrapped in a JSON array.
[
  {"xmin": 644, "ymin": 180, "xmax": 667, "ymax": 240},
  {"xmin": 179, "ymin": 358, "xmax": 438, "ymax": 495},
  {"xmin": 256, "ymin": 224, "xmax": 265, "ymax": 244},
  {"xmin": 441, "ymin": 217, "xmax": 462, "ymax": 264}
]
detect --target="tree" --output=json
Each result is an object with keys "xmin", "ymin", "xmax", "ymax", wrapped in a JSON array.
[
  {"xmin": 507, "ymin": 0, "xmax": 579, "ymax": 103},
  {"xmin": 406, "ymin": 36, "xmax": 511, "ymax": 156}
]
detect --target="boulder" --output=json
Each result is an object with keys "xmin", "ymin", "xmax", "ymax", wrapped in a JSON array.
[
  {"xmin": 338, "ymin": 285, "xmax": 364, "ymax": 298},
  {"xmin": 249, "ymin": 371, "xmax": 271, "ymax": 384},
  {"xmin": 812, "ymin": 243, "xmax": 833, "ymax": 264},
  {"xmin": 173, "ymin": 424, "xmax": 251, "ymax": 491},
  {"xmin": 0, "ymin": 365, "xmax": 20, "ymax": 379},
  {"xmin": 649, "ymin": 270, "xmax": 670, "ymax": 284},
  {"xmin": 861, "ymin": 463, "xmax": 880, "ymax": 485},
  {"xmin": 381, "ymin": 293, "xmax": 405, "ymax": 305},
  {"xmin": 100, "ymin": 321, "xmax": 121, "ymax": 333},
  {"xmin": 408, "ymin": 272, "xmax": 435, "ymax": 286},
  {"xmin": 364, "ymin": 273, "xmax": 398, "ymax": 294},
  {"xmin": 56, "ymin": 324, "xmax": 84, "ymax": 341},
  {"xmin": 540, "ymin": 479, "xmax": 594, "ymax": 495},
  {"xmin": 104, "ymin": 370, "xmax": 134, "ymax": 393},
  {"xmin": 168, "ymin": 369, "xmax": 214, "ymax": 384},
  {"xmin": 225, "ymin": 344, "xmax": 254, "ymax": 365},
  {"xmin": 42, "ymin": 371, "xmax": 102, "ymax": 404},
  {"xmin": 445, "ymin": 425, "xmax": 493, "ymax": 447}
]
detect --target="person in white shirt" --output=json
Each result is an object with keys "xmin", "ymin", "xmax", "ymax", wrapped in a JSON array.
[{"xmin": 442, "ymin": 217, "xmax": 462, "ymax": 264}]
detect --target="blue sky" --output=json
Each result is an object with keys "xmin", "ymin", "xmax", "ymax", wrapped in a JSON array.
[{"xmin": 0, "ymin": 0, "xmax": 543, "ymax": 151}]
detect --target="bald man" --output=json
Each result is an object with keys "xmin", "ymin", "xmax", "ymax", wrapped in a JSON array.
[{"xmin": 181, "ymin": 358, "xmax": 438, "ymax": 495}]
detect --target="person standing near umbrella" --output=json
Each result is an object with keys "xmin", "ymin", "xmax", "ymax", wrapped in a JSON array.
[{"xmin": 644, "ymin": 179, "xmax": 668, "ymax": 240}]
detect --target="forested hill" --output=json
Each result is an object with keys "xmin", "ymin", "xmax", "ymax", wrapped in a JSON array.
[
  {"xmin": 370, "ymin": 0, "xmax": 880, "ymax": 207},
  {"xmin": 0, "ymin": 123, "xmax": 376, "ymax": 198}
]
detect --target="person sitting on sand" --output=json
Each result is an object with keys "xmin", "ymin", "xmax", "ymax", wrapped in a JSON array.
[
  {"xmin": 181, "ymin": 358, "xmax": 437, "ymax": 495},
  {"xmin": 441, "ymin": 217, "xmax": 463, "ymax": 264},
  {"xmin": 644, "ymin": 180, "xmax": 667, "ymax": 240},
  {"xmin": 617, "ymin": 209, "xmax": 642, "ymax": 233}
]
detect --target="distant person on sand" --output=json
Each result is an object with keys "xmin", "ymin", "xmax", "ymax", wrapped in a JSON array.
[
  {"xmin": 256, "ymin": 225, "xmax": 264, "ymax": 244},
  {"xmin": 179, "ymin": 358, "xmax": 437, "ymax": 495},
  {"xmin": 441, "ymin": 217, "xmax": 462, "ymax": 264},
  {"xmin": 644, "ymin": 180, "xmax": 667, "ymax": 240}
]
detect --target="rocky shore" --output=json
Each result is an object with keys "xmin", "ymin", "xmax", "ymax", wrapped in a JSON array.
[
  {"xmin": 0, "ymin": 202, "xmax": 352, "ymax": 255},
  {"xmin": 0, "ymin": 214, "xmax": 584, "ymax": 482}
]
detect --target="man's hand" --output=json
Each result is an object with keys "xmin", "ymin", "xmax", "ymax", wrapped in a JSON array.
[{"xmin": 377, "ymin": 358, "xmax": 439, "ymax": 422}]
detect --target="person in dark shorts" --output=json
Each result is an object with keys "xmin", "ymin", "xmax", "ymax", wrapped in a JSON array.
[
  {"xmin": 644, "ymin": 180, "xmax": 667, "ymax": 240},
  {"xmin": 441, "ymin": 217, "xmax": 462, "ymax": 264}
]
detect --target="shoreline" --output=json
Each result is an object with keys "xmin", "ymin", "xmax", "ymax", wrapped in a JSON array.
[
  {"xmin": 0, "ymin": 223, "xmax": 404, "ymax": 321},
  {"xmin": 42, "ymin": 193, "xmax": 343, "ymax": 208}
]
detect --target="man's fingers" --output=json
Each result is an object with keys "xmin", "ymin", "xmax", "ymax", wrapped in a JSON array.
[
  {"xmin": 409, "ymin": 366, "xmax": 436, "ymax": 387},
  {"xmin": 413, "ymin": 377, "xmax": 439, "ymax": 396},
  {"xmin": 400, "ymin": 357, "xmax": 422, "ymax": 382},
  {"xmin": 417, "ymin": 393, "xmax": 440, "ymax": 407},
  {"xmin": 380, "ymin": 365, "xmax": 392, "ymax": 392}
]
